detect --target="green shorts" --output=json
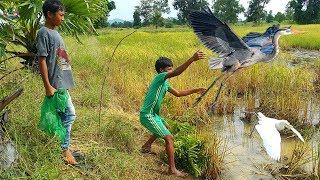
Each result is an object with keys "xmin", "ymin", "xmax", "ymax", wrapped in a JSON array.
[{"xmin": 140, "ymin": 113, "xmax": 170, "ymax": 138}]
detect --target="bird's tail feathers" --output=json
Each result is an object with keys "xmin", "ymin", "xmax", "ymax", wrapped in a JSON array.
[{"xmin": 208, "ymin": 56, "xmax": 224, "ymax": 70}]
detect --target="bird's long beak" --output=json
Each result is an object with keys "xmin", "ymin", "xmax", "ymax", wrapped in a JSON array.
[{"xmin": 291, "ymin": 29, "xmax": 306, "ymax": 34}]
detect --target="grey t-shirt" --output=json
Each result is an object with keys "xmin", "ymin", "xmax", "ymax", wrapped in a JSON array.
[{"xmin": 36, "ymin": 26, "xmax": 75, "ymax": 89}]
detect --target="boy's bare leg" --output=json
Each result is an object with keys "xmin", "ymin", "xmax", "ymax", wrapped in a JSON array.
[
  {"xmin": 63, "ymin": 149, "xmax": 78, "ymax": 165},
  {"xmin": 141, "ymin": 135, "xmax": 157, "ymax": 155},
  {"xmin": 164, "ymin": 134, "xmax": 188, "ymax": 177}
]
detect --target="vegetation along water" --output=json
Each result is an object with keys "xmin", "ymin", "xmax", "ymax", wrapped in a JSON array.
[{"xmin": 1, "ymin": 24, "xmax": 320, "ymax": 179}]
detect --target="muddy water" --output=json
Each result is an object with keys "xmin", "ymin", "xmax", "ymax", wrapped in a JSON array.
[
  {"xmin": 287, "ymin": 49, "xmax": 320, "ymax": 67},
  {"xmin": 209, "ymin": 108, "xmax": 312, "ymax": 179},
  {"xmin": 289, "ymin": 49, "xmax": 320, "ymax": 60},
  {"xmin": 201, "ymin": 49, "xmax": 320, "ymax": 179}
]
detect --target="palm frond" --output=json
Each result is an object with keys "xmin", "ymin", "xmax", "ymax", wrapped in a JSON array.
[
  {"xmin": 60, "ymin": 0, "xmax": 107, "ymax": 36},
  {"xmin": 0, "ymin": 42, "xmax": 6, "ymax": 64},
  {"xmin": 0, "ymin": 0, "xmax": 107, "ymax": 65}
]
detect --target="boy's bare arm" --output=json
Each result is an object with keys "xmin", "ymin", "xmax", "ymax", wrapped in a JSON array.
[
  {"xmin": 168, "ymin": 88, "xmax": 206, "ymax": 97},
  {"xmin": 39, "ymin": 56, "xmax": 56, "ymax": 97},
  {"xmin": 165, "ymin": 50, "xmax": 206, "ymax": 80}
]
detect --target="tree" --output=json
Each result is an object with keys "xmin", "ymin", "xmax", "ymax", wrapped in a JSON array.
[
  {"xmin": 111, "ymin": 21, "xmax": 133, "ymax": 28},
  {"xmin": 246, "ymin": 0, "xmax": 270, "ymax": 24},
  {"xmin": 285, "ymin": 2, "xmax": 295, "ymax": 22},
  {"xmin": 152, "ymin": 10, "xmax": 165, "ymax": 28},
  {"xmin": 166, "ymin": 17, "xmax": 182, "ymax": 25},
  {"xmin": 0, "ymin": 0, "xmax": 108, "ymax": 69},
  {"xmin": 135, "ymin": 0, "xmax": 170, "ymax": 26},
  {"xmin": 136, "ymin": 0, "xmax": 153, "ymax": 25},
  {"xmin": 152, "ymin": 0, "xmax": 169, "ymax": 28},
  {"xmin": 212, "ymin": 0, "xmax": 244, "ymax": 23},
  {"xmin": 288, "ymin": 0, "xmax": 320, "ymax": 24},
  {"xmin": 288, "ymin": 0, "xmax": 307, "ymax": 24},
  {"xmin": 303, "ymin": 0, "xmax": 320, "ymax": 24},
  {"xmin": 173, "ymin": 0, "xmax": 209, "ymax": 24},
  {"xmin": 274, "ymin": 12, "xmax": 286, "ymax": 23},
  {"xmin": 266, "ymin": 10, "xmax": 274, "ymax": 23},
  {"xmin": 94, "ymin": 0, "xmax": 116, "ymax": 29},
  {"xmin": 133, "ymin": 8, "xmax": 142, "ymax": 28}
]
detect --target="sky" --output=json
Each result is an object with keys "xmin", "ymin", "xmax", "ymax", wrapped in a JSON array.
[{"xmin": 109, "ymin": 0, "xmax": 290, "ymax": 21}]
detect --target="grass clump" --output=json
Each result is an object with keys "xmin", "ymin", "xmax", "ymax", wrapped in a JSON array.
[
  {"xmin": 160, "ymin": 120, "xmax": 225, "ymax": 178},
  {"xmin": 174, "ymin": 134, "xmax": 208, "ymax": 177},
  {"xmin": 100, "ymin": 115, "xmax": 137, "ymax": 153},
  {"xmin": 170, "ymin": 121, "xmax": 208, "ymax": 177},
  {"xmin": 87, "ymin": 147, "xmax": 141, "ymax": 179},
  {"xmin": 260, "ymin": 143, "xmax": 312, "ymax": 179}
]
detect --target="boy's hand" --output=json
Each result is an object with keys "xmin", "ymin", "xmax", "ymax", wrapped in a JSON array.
[
  {"xmin": 192, "ymin": 50, "xmax": 206, "ymax": 61},
  {"xmin": 46, "ymin": 85, "xmax": 56, "ymax": 97},
  {"xmin": 196, "ymin": 88, "xmax": 206, "ymax": 94}
]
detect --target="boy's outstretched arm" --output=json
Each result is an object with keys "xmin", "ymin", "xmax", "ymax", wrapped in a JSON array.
[
  {"xmin": 168, "ymin": 87, "xmax": 206, "ymax": 97},
  {"xmin": 39, "ymin": 56, "xmax": 56, "ymax": 97},
  {"xmin": 165, "ymin": 50, "xmax": 206, "ymax": 80}
]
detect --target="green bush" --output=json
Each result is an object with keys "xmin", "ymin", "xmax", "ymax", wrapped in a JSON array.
[
  {"xmin": 174, "ymin": 135, "xmax": 208, "ymax": 177},
  {"xmin": 162, "ymin": 120, "xmax": 209, "ymax": 177},
  {"xmin": 164, "ymin": 22, "xmax": 174, "ymax": 28}
]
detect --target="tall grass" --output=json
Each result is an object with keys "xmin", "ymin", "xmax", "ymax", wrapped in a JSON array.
[
  {"xmin": 1, "ymin": 24, "xmax": 320, "ymax": 178},
  {"xmin": 98, "ymin": 27, "xmax": 318, "ymax": 125}
]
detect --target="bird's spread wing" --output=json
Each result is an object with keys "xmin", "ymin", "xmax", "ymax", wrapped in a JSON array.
[
  {"xmin": 245, "ymin": 36, "xmax": 272, "ymax": 48},
  {"xmin": 242, "ymin": 24, "xmax": 280, "ymax": 43},
  {"xmin": 242, "ymin": 32, "xmax": 263, "ymax": 43},
  {"xmin": 290, "ymin": 127, "xmax": 305, "ymax": 142},
  {"xmin": 256, "ymin": 124, "xmax": 281, "ymax": 161},
  {"xmin": 242, "ymin": 24, "xmax": 279, "ymax": 55},
  {"xmin": 189, "ymin": 7, "xmax": 249, "ymax": 55}
]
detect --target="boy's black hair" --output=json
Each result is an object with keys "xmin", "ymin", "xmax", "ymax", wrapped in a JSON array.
[
  {"xmin": 155, "ymin": 57, "xmax": 173, "ymax": 73},
  {"xmin": 42, "ymin": 0, "xmax": 65, "ymax": 18}
]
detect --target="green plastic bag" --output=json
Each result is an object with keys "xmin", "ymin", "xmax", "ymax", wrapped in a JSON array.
[{"xmin": 39, "ymin": 88, "xmax": 68, "ymax": 143}]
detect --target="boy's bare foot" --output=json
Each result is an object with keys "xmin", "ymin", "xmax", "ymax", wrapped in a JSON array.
[
  {"xmin": 62, "ymin": 149, "xmax": 78, "ymax": 165},
  {"xmin": 169, "ymin": 169, "xmax": 188, "ymax": 177},
  {"xmin": 69, "ymin": 146, "xmax": 79, "ymax": 153},
  {"xmin": 141, "ymin": 147, "xmax": 157, "ymax": 155}
]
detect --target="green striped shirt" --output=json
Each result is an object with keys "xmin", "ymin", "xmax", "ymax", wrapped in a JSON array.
[{"xmin": 140, "ymin": 72, "xmax": 172, "ymax": 115}]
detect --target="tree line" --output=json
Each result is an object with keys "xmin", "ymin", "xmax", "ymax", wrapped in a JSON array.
[
  {"xmin": 0, "ymin": 0, "xmax": 318, "ymax": 69},
  {"xmin": 110, "ymin": 0, "xmax": 320, "ymax": 28}
]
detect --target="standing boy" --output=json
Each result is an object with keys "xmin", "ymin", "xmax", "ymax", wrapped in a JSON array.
[
  {"xmin": 36, "ymin": 0, "xmax": 77, "ymax": 165},
  {"xmin": 140, "ymin": 51, "xmax": 206, "ymax": 177}
]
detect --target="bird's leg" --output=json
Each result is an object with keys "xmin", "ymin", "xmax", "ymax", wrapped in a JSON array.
[
  {"xmin": 208, "ymin": 69, "xmax": 239, "ymax": 110},
  {"xmin": 249, "ymin": 122, "xmax": 258, "ymax": 137},
  {"xmin": 192, "ymin": 72, "xmax": 227, "ymax": 108}
]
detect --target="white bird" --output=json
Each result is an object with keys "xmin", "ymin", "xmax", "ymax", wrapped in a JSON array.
[{"xmin": 255, "ymin": 112, "xmax": 305, "ymax": 161}]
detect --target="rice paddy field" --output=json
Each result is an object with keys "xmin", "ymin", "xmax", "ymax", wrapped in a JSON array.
[{"xmin": 1, "ymin": 23, "xmax": 320, "ymax": 179}]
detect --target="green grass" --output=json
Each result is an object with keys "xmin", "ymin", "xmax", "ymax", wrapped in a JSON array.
[
  {"xmin": 93, "ymin": 26, "xmax": 318, "ymax": 124},
  {"xmin": 1, "ymin": 24, "xmax": 320, "ymax": 178}
]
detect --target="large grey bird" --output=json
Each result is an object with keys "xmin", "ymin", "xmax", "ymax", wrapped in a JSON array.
[{"xmin": 189, "ymin": 7, "xmax": 304, "ymax": 108}]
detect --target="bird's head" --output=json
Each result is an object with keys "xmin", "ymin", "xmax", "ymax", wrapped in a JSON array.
[
  {"xmin": 275, "ymin": 120, "xmax": 291, "ymax": 130},
  {"xmin": 276, "ymin": 26, "xmax": 306, "ymax": 36},
  {"xmin": 276, "ymin": 27, "xmax": 292, "ymax": 36}
]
